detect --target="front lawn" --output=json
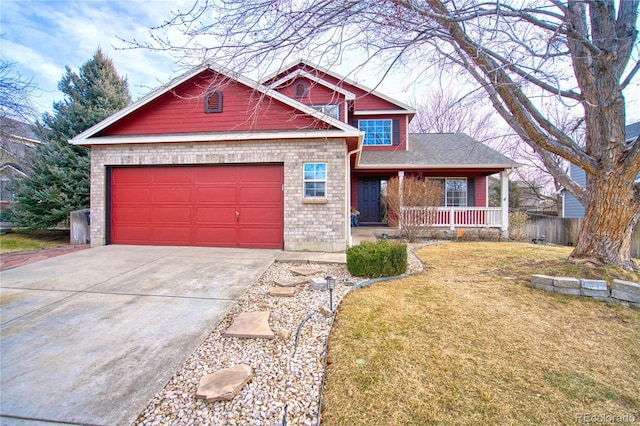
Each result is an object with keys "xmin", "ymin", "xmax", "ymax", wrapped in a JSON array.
[
  {"xmin": 0, "ymin": 229, "xmax": 69, "ymax": 254},
  {"xmin": 322, "ymin": 242, "xmax": 640, "ymax": 425}
]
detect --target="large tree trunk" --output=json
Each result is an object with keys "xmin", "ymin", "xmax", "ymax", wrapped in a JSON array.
[{"xmin": 569, "ymin": 170, "xmax": 640, "ymax": 271}]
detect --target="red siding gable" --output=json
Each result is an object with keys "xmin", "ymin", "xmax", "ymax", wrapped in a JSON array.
[
  {"xmin": 275, "ymin": 77, "xmax": 346, "ymax": 120},
  {"xmin": 99, "ymin": 69, "xmax": 332, "ymax": 137},
  {"xmin": 268, "ymin": 64, "xmax": 403, "ymax": 112}
]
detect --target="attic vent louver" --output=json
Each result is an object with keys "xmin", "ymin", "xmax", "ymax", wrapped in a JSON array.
[
  {"xmin": 294, "ymin": 82, "xmax": 307, "ymax": 98},
  {"xmin": 204, "ymin": 89, "xmax": 223, "ymax": 113}
]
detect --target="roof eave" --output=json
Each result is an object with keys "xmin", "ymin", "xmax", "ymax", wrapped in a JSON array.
[
  {"xmin": 355, "ymin": 163, "xmax": 520, "ymax": 170},
  {"xmin": 71, "ymin": 129, "xmax": 361, "ymax": 147}
]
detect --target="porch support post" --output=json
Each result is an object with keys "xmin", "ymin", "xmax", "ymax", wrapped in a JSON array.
[
  {"xmin": 398, "ymin": 171, "xmax": 404, "ymax": 231},
  {"xmin": 500, "ymin": 170, "xmax": 509, "ymax": 238}
]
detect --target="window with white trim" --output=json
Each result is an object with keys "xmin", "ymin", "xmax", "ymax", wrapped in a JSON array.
[
  {"xmin": 359, "ymin": 119, "xmax": 392, "ymax": 145},
  {"xmin": 303, "ymin": 162, "xmax": 326, "ymax": 198},
  {"xmin": 432, "ymin": 178, "xmax": 467, "ymax": 207},
  {"xmin": 310, "ymin": 104, "xmax": 339, "ymax": 119}
]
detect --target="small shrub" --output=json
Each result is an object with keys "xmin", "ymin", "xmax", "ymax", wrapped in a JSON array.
[
  {"xmin": 347, "ymin": 240, "xmax": 408, "ymax": 278},
  {"xmin": 509, "ymin": 211, "xmax": 529, "ymax": 241}
]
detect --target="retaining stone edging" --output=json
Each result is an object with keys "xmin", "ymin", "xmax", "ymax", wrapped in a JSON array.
[{"xmin": 530, "ymin": 275, "xmax": 640, "ymax": 308}]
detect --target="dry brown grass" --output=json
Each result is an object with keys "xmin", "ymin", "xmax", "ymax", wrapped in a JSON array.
[
  {"xmin": 0, "ymin": 229, "xmax": 69, "ymax": 253},
  {"xmin": 322, "ymin": 242, "xmax": 640, "ymax": 425}
]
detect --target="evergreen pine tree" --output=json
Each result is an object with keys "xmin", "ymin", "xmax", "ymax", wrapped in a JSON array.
[{"xmin": 12, "ymin": 48, "xmax": 131, "ymax": 228}]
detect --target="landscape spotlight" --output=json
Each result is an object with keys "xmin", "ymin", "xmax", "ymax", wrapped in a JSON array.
[{"xmin": 326, "ymin": 275, "xmax": 336, "ymax": 311}]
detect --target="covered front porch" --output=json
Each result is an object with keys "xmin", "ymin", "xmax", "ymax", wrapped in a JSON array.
[{"xmin": 350, "ymin": 169, "xmax": 511, "ymax": 233}]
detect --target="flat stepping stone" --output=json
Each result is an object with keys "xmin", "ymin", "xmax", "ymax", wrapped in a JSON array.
[
  {"xmin": 270, "ymin": 287, "xmax": 295, "ymax": 297},
  {"xmin": 290, "ymin": 267, "xmax": 321, "ymax": 276},
  {"xmin": 196, "ymin": 364, "xmax": 253, "ymax": 402},
  {"xmin": 224, "ymin": 311, "xmax": 275, "ymax": 339},
  {"xmin": 274, "ymin": 277, "xmax": 308, "ymax": 287}
]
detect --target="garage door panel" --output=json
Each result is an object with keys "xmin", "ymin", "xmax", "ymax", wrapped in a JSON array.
[
  {"xmin": 112, "ymin": 168, "xmax": 152, "ymax": 184},
  {"xmin": 151, "ymin": 207, "xmax": 191, "ymax": 223},
  {"xmin": 238, "ymin": 186, "xmax": 282, "ymax": 203},
  {"xmin": 238, "ymin": 165, "xmax": 281, "ymax": 182},
  {"xmin": 195, "ymin": 187, "xmax": 238, "ymax": 203},
  {"xmin": 194, "ymin": 227, "xmax": 237, "ymax": 246},
  {"xmin": 151, "ymin": 227, "xmax": 192, "ymax": 245},
  {"xmin": 111, "ymin": 226, "xmax": 152, "ymax": 243},
  {"xmin": 238, "ymin": 228, "xmax": 282, "ymax": 248},
  {"xmin": 194, "ymin": 167, "xmax": 237, "ymax": 183},
  {"xmin": 152, "ymin": 168, "xmax": 193, "ymax": 183},
  {"xmin": 110, "ymin": 165, "xmax": 283, "ymax": 248},
  {"xmin": 112, "ymin": 207, "xmax": 150, "ymax": 223},
  {"xmin": 238, "ymin": 207, "xmax": 282, "ymax": 223},
  {"xmin": 195, "ymin": 207, "xmax": 237, "ymax": 223},
  {"xmin": 112, "ymin": 188, "xmax": 151, "ymax": 203},
  {"xmin": 151, "ymin": 187, "xmax": 192, "ymax": 203}
]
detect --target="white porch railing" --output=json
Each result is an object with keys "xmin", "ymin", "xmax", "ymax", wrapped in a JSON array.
[{"xmin": 401, "ymin": 206, "xmax": 503, "ymax": 229}]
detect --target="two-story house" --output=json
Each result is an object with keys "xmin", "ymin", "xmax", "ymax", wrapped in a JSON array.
[
  {"xmin": 0, "ymin": 117, "xmax": 42, "ymax": 214},
  {"xmin": 562, "ymin": 121, "xmax": 640, "ymax": 218},
  {"xmin": 70, "ymin": 61, "xmax": 517, "ymax": 251}
]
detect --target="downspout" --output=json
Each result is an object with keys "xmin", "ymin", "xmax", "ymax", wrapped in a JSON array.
[{"xmin": 346, "ymin": 134, "xmax": 364, "ymax": 247}]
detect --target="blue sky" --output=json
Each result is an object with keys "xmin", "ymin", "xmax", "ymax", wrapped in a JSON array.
[
  {"xmin": 1, "ymin": 0, "xmax": 186, "ymax": 114},
  {"xmin": 1, "ymin": 0, "xmax": 639, "ymax": 124}
]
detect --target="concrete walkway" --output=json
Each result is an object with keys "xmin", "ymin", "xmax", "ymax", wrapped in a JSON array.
[{"xmin": 0, "ymin": 245, "xmax": 281, "ymax": 425}]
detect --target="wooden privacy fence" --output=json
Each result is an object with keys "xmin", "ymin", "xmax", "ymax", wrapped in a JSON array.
[{"xmin": 523, "ymin": 214, "xmax": 640, "ymax": 258}]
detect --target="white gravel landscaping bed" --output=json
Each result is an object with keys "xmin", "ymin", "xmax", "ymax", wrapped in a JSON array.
[{"xmin": 134, "ymin": 246, "xmax": 425, "ymax": 426}]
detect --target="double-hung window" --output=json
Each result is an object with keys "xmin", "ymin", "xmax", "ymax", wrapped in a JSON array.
[
  {"xmin": 303, "ymin": 163, "xmax": 326, "ymax": 198},
  {"xmin": 432, "ymin": 178, "xmax": 467, "ymax": 207},
  {"xmin": 359, "ymin": 119, "xmax": 392, "ymax": 146}
]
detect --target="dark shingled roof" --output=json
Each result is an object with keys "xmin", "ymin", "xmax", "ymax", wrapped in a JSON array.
[{"xmin": 358, "ymin": 133, "xmax": 519, "ymax": 169}]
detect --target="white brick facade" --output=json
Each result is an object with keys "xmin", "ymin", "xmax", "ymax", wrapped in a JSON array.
[{"xmin": 90, "ymin": 138, "xmax": 348, "ymax": 252}]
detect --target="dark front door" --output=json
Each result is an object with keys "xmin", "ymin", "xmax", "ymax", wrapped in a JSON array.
[{"xmin": 358, "ymin": 178, "xmax": 381, "ymax": 223}]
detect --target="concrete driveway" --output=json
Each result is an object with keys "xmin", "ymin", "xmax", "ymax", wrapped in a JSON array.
[{"xmin": 0, "ymin": 245, "xmax": 280, "ymax": 425}]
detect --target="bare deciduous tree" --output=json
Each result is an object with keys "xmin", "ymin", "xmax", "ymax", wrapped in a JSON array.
[
  {"xmin": 409, "ymin": 86, "xmax": 496, "ymax": 143},
  {"xmin": 384, "ymin": 176, "xmax": 442, "ymax": 242},
  {"xmin": 0, "ymin": 60, "xmax": 37, "ymax": 123},
  {"xmin": 137, "ymin": 0, "xmax": 640, "ymax": 270}
]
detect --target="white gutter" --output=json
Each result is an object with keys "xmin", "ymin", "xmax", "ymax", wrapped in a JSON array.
[
  {"xmin": 346, "ymin": 133, "xmax": 365, "ymax": 247},
  {"xmin": 71, "ymin": 129, "xmax": 360, "ymax": 146}
]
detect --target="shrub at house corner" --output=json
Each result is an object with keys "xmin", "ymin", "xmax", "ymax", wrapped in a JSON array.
[{"xmin": 12, "ymin": 48, "xmax": 131, "ymax": 229}]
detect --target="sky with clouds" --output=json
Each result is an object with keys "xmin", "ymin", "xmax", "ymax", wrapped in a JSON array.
[
  {"xmin": 1, "ymin": 0, "xmax": 639, "ymax": 124},
  {"xmin": 1, "ymin": 0, "xmax": 189, "ymax": 115}
]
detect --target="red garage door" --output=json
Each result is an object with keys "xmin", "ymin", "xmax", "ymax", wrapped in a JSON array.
[{"xmin": 109, "ymin": 165, "xmax": 284, "ymax": 248}]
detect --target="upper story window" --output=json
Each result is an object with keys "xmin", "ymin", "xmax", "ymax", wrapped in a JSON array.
[
  {"xmin": 303, "ymin": 162, "xmax": 326, "ymax": 198},
  {"xmin": 294, "ymin": 82, "xmax": 307, "ymax": 98},
  {"xmin": 359, "ymin": 119, "xmax": 392, "ymax": 145},
  {"xmin": 204, "ymin": 89, "xmax": 223, "ymax": 113},
  {"xmin": 310, "ymin": 104, "xmax": 339, "ymax": 120}
]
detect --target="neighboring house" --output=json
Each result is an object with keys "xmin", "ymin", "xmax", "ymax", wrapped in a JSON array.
[
  {"xmin": 70, "ymin": 61, "xmax": 518, "ymax": 251},
  {"xmin": 487, "ymin": 176, "xmax": 559, "ymax": 214},
  {"xmin": 0, "ymin": 117, "xmax": 42, "ymax": 213},
  {"xmin": 562, "ymin": 122, "xmax": 640, "ymax": 218}
]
